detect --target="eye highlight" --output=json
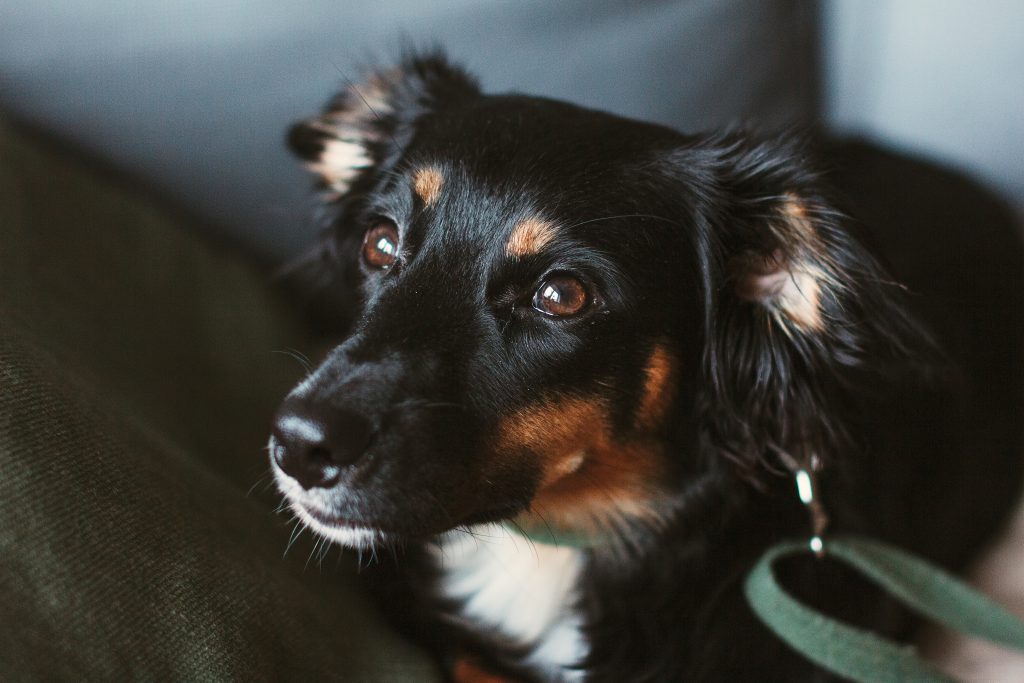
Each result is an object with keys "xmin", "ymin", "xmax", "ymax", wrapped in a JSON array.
[
  {"xmin": 362, "ymin": 221, "xmax": 399, "ymax": 270},
  {"xmin": 532, "ymin": 274, "xmax": 590, "ymax": 317}
]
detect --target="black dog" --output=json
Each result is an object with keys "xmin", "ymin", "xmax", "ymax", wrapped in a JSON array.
[{"xmin": 269, "ymin": 53, "xmax": 1023, "ymax": 681}]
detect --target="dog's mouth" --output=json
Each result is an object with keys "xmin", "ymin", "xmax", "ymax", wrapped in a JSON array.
[
  {"xmin": 295, "ymin": 501, "xmax": 358, "ymax": 528},
  {"xmin": 290, "ymin": 500, "xmax": 399, "ymax": 550},
  {"xmin": 287, "ymin": 495, "xmax": 529, "ymax": 548}
]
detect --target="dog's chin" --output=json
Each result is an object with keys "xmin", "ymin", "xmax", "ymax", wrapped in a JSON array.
[{"xmin": 289, "ymin": 500, "xmax": 398, "ymax": 551}]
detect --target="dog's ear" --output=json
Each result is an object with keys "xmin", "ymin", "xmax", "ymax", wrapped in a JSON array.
[
  {"xmin": 281, "ymin": 54, "xmax": 479, "ymax": 334},
  {"xmin": 287, "ymin": 52, "xmax": 479, "ymax": 197},
  {"xmin": 672, "ymin": 134, "xmax": 942, "ymax": 482}
]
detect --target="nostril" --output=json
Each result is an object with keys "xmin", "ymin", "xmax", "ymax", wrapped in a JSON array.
[
  {"xmin": 270, "ymin": 400, "xmax": 375, "ymax": 489},
  {"xmin": 271, "ymin": 439, "xmax": 288, "ymax": 468}
]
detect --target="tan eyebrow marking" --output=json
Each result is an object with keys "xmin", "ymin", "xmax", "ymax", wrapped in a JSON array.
[
  {"xmin": 506, "ymin": 217, "xmax": 557, "ymax": 258},
  {"xmin": 412, "ymin": 166, "xmax": 444, "ymax": 207}
]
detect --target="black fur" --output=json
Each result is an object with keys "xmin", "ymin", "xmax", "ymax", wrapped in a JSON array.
[{"xmin": 271, "ymin": 52, "xmax": 1023, "ymax": 681}]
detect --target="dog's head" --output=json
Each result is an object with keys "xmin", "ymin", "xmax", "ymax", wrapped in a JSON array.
[{"xmin": 270, "ymin": 54, "xmax": 930, "ymax": 549}]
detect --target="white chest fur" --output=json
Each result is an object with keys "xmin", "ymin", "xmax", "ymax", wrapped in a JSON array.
[{"xmin": 431, "ymin": 525, "xmax": 588, "ymax": 682}]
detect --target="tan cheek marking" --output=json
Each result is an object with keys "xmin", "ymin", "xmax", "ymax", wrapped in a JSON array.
[
  {"xmin": 506, "ymin": 217, "xmax": 557, "ymax": 258},
  {"xmin": 496, "ymin": 396, "xmax": 605, "ymax": 486},
  {"xmin": 494, "ymin": 396, "xmax": 667, "ymax": 532},
  {"xmin": 412, "ymin": 166, "xmax": 444, "ymax": 207},
  {"xmin": 636, "ymin": 345, "xmax": 677, "ymax": 430}
]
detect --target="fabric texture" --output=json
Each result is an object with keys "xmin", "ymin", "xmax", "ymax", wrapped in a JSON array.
[{"xmin": 0, "ymin": 119, "xmax": 438, "ymax": 681}]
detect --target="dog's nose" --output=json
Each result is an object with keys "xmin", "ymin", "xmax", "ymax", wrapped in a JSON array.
[{"xmin": 271, "ymin": 399, "xmax": 374, "ymax": 489}]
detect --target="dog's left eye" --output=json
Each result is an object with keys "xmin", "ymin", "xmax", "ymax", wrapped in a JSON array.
[
  {"xmin": 533, "ymin": 275, "xmax": 590, "ymax": 317},
  {"xmin": 362, "ymin": 221, "xmax": 399, "ymax": 270}
]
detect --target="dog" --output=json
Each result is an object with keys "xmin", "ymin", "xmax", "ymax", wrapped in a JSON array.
[{"xmin": 269, "ymin": 52, "xmax": 1024, "ymax": 681}]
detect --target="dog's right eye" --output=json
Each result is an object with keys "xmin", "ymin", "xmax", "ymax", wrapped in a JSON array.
[
  {"xmin": 362, "ymin": 221, "xmax": 399, "ymax": 270},
  {"xmin": 532, "ymin": 274, "xmax": 590, "ymax": 317}
]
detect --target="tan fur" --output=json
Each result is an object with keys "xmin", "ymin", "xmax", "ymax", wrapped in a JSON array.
[
  {"xmin": 495, "ymin": 395, "xmax": 667, "ymax": 533},
  {"xmin": 452, "ymin": 658, "xmax": 518, "ymax": 683},
  {"xmin": 776, "ymin": 196, "xmax": 828, "ymax": 331},
  {"xmin": 413, "ymin": 166, "xmax": 444, "ymax": 207},
  {"xmin": 777, "ymin": 267, "xmax": 824, "ymax": 331},
  {"xmin": 506, "ymin": 217, "xmax": 557, "ymax": 258},
  {"xmin": 306, "ymin": 138, "xmax": 372, "ymax": 193},
  {"xmin": 300, "ymin": 70, "xmax": 400, "ymax": 193},
  {"xmin": 730, "ymin": 195, "xmax": 833, "ymax": 332},
  {"xmin": 732, "ymin": 251, "xmax": 825, "ymax": 332},
  {"xmin": 781, "ymin": 195, "xmax": 815, "ymax": 241},
  {"xmin": 636, "ymin": 344, "xmax": 677, "ymax": 430},
  {"xmin": 356, "ymin": 70, "xmax": 400, "ymax": 115}
]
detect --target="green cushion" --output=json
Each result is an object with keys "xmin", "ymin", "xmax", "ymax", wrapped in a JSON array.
[{"xmin": 0, "ymin": 120, "xmax": 438, "ymax": 681}]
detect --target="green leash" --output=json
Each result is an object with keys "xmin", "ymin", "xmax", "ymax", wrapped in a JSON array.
[
  {"xmin": 505, "ymin": 458, "xmax": 1024, "ymax": 682},
  {"xmin": 745, "ymin": 535, "xmax": 1024, "ymax": 682}
]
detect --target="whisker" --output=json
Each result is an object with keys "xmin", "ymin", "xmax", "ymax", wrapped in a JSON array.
[
  {"xmin": 272, "ymin": 349, "xmax": 314, "ymax": 374},
  {"xmin": 317, "ymin": 538, "xmax": 333, "ymax": 571},
  {"xmin": 284, "ymin": 520, "xmax": 308, "ymax": 558},
  {"xmin": 503, "ymin": 518, "xmax": 539, "ymax": 560},
  {"xmin": 286, "ymin": 347, "xmax": 313, "ymax": 366},
  {"xmin": 389, "ymin": 398, "xmax": 467, "ymax": 414},
  {"xmin": 246, "ymin": 469, "xmax": 273, "ymax": 498},
  {"xmin": 564, "ymin": 213, "xmax": 677, "ymax": 231},
  {"xmin": 304, "ymin": 536, "xmax": 322, "ymax": 571}
]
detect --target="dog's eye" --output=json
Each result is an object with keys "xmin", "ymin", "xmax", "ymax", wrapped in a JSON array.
[
  {"xmin": 533, "ymin": 275, "xmax": 589, "ymax": 317},
  {"xmin": 362, "ymin": 221, "xmax": 399, "ymax": 270}
]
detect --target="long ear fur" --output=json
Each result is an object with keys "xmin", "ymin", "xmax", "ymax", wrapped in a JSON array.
[
  {"xmin": 280, "ymin": 52, "xmax": 479, "ymax": 333},
  {"xmin": 286, "ymin": 51, "xmax": 478, "ymax": 197},
  {"xmin": 672, "ymin": 133, "xmax": 945, "ymax": 482}
]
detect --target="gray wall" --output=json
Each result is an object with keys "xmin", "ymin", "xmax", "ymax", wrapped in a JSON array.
[
  {"xmin": 824, "ymin": 0, "xmax": 1024, "ymax": 217},
  {"xmin": 0, "ymin": 0, "xmax": 818, "ymax": 261}
]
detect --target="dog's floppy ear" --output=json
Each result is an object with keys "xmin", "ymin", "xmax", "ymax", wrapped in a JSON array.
[
  {"xmin": 281, "ymin": 53, "xmax": 479, "ymax": 333},
  {"xmin": 287, "ymin": 52, "xmax": 479, "ymax": 197},
  {"xmin": 673, "ymin": 134, "xmax": 941, "ymax": 482}
]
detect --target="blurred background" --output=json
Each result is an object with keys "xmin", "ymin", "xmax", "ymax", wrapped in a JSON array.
[{"xmin": 1, "ymin": 0, "xmax": 1020, "ymax": 263}]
